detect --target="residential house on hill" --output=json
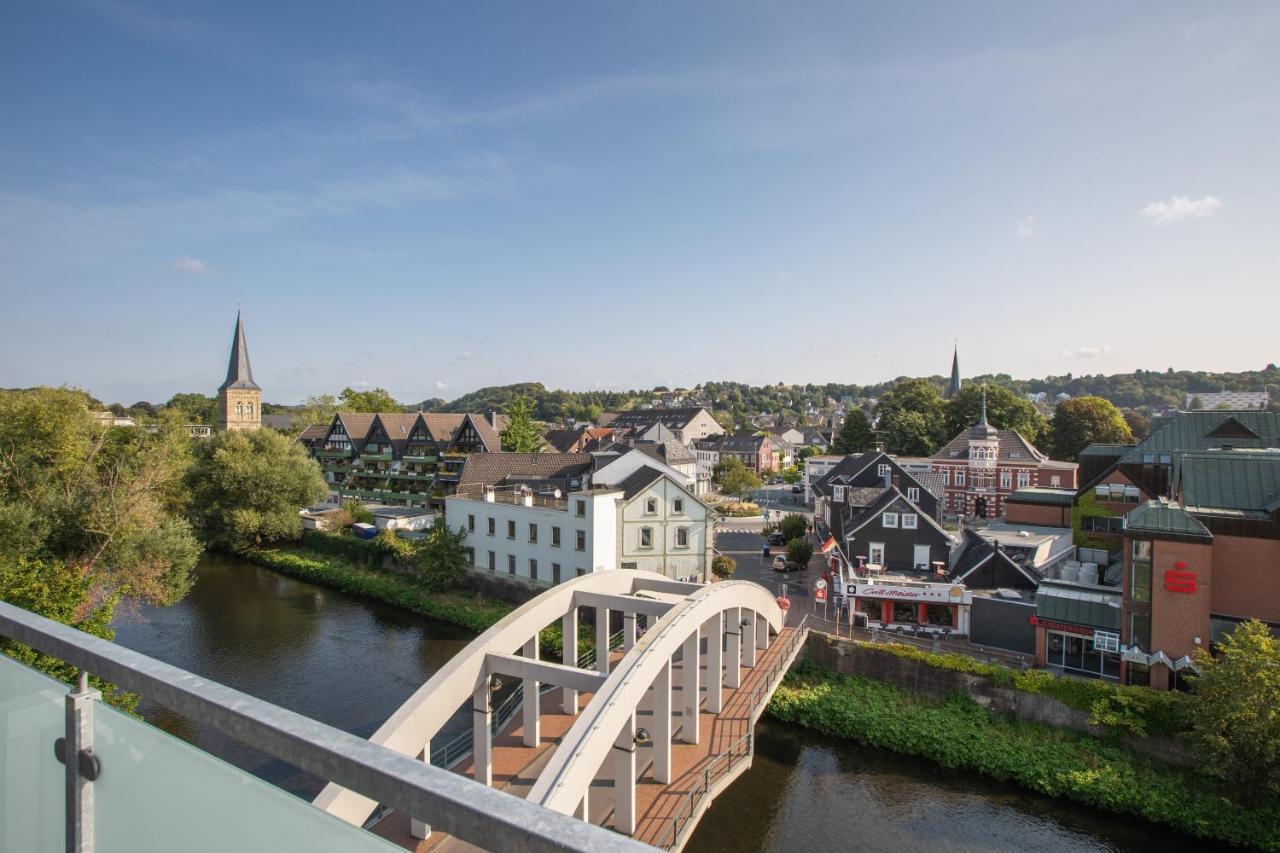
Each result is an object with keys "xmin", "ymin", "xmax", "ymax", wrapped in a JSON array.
[{"xmin": 605, "ymin": 407, "xmax": 723, "ymax": 447}]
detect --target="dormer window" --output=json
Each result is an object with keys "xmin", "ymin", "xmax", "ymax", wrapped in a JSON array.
[{"xmin": 832, "ymin": 486, "xmax": 846, "ymax": 502}]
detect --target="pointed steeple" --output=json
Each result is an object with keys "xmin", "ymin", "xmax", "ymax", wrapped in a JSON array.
[
  {"xmin": 219, "ymin": 309, "xmax": 260, "ymax": 391},
  {"xmin": 946, "ymin": 344, "xmax": 961, "ymax": 399}
]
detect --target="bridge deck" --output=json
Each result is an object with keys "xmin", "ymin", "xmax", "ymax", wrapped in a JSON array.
[{"xmin": 372, "ymin": 627, "xmax": 802, "ymax": 851}]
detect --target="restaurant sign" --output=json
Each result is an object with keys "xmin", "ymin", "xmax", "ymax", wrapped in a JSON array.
[
  {"xmin": 850, "ymin": 583, "xmax": 970, "ymax": 604},
  {"xmin": 1028, "ymin": 616, "xmax": 1095, "ymax": 637}
]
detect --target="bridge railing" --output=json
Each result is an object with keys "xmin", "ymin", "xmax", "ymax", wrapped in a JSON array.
[
  {"xmin": 0, "ymin": 601, "xmax": 649, "ymax": 853},
  {"xmin": 653, "ymin": 616, "xmax": 810, "ymax": 849}
]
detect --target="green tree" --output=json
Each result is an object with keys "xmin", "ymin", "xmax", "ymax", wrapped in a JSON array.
[
  {"xmin": 186, "ymin": 428, "xmax": 328, "ymax": 550},
  {"xmin": 714, "ymin": 457, "xmax": 761, "ymax": 500},
  {"xmin": 414, "ymin": 517, "xmax": 470, "ymax": 591},
  {"xmin": 945, "ymin": 384, "xmax": 1047, "ymax": 445},
  {"xmin": 875, "ymin": 379, "xmax": 949, "ymax": 453},
  {"xmin": 338, "ymin": 386, "xmax": 401, "ymax": 413},
  {"xmin": 165, "ymin": 392, "xmax": 217, "ymax": 424},
  {"xmin": 292, "ymin": 393, "xmax": 339, "ymax": 431},
  {"xmin": 831, "ymin": 408, "xmax": 874, "ymax": 455},
  {"xmin": 1050, "ymin": 396, "xmax": 1134, "ymax": 461},
  {"xmin": 341, "ymin": 499, "xmax": 373, "ymax": 525},
  {"xmin": 786, "ymin": 537, "xmax": 813, "ymax": 567},
  {"xmin": 796, "ymin": 444, "xmax": 824, "ymax": 461},
  {"xmin": 779, "ymin": 514, "xmax": 808, "ymax": 541},
  {"xmin": 1121, "ymin": 408, "xmax": 1152, "ymax": 441},
  {"xmin": 1189, "ymin": 620, "xmax": 1280, "ymax": 805},
  {"xmin": 501, "ymin": 396, "xmax": 544, "ymax": 452},
  {"xmin": 780, "ymin": 465, "xmax": 802, "ymax": 484},
  {"xmin": 711, "ymin": 553, "xmax": 736, "ymax": 581},
  {"xmin": 711, "ymin": 410, "xmax": 737, "ymax": 432},
  {"xmin": 1188, "ymin": 395, "xmax": 1204, "ymax": 410}
]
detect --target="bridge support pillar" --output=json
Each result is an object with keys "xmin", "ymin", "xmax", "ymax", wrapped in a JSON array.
[
  {"xmin": 679, "ymin": 631, "xmax": 700, "ymax": 744},
  {"xmin": 652, "ymin": 658, "xmax": 672, "ymax": 783},
  {"xmin": 613, "ymin": 712, "xmax": 636, "ymax": 834},
  {"xmin": 742, "ymin": 609, "xmax": 758, "ymax": 667},
  {"xmin": 705, "ymin": 613, "xmax": 723, "ymax": 713},
  {"xmin": 562, "ymin": 608, "xmax": 578, "ymax": 714},
  {"xmin": 410, "ymin": 743, "xmax": 431, "ymax": 840},
  {"xmin": 596, "ymin": 607, "xmax": 611, "ymax": 675},
  {"xmin": 623, "ymin": 611, "xmax": 637, "ymax": 651},
  {"xmin": 725, "ymin": 607, "xmax": 742, "ymax": 689},
  {"xmin": 472, "ymin": 680, "xmax": 492, "ymax": 787},
  {"xmin": 522, "ymin": 636, "xmax": 540, "ymax": 747},
  {"xmin": 575, "ymin": 791, "xmax": 588, "ymax": 820},
  {"xmin": 757, "ymin": 613, "xmax": 770, "ymax": 651}
]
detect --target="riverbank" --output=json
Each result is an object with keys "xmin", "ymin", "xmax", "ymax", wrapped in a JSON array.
[
  {"xmin": 236, "ymin": 545, "xmax": 586, "ymax": 659},
  {"xmin": 767, "ymin": 663, "xmax": 1280, "ymax": 851}
]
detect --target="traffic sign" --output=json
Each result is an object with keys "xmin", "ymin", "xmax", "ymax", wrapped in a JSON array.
[
  {"xmin": 814, "ymin": 579, "xmax": 827, "ymax": 591},
  {"xmin": 815, "ymin": 586, "xmax": 827, "ymax": 603}
]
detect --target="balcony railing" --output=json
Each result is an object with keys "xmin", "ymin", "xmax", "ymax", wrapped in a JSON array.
[
  {"xmin": 0, "ymin": 600, "xmax": 647, "ymax": 853},
  {"xmin": 314, "ymin": 448, "xmax": 353, "ymax": 459},
  {"xmin": 359, "ymin": 452, "xmax": 393, "ymax": 462},
  {"xmin": 402, "ymin": 454, "xmax": 438, "ymax": 464}
]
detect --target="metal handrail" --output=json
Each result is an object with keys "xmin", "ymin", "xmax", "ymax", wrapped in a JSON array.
[
  {"xmin": 653, "ymin": 617, "xmax": 810, "ymax": 849},
  {"xmin": 0, "ymin": 600, "xmax": 651, "ymax": 853},
  {"xmin": 429, "ymin": 629, "xmax": 627, "ymax": 770}
]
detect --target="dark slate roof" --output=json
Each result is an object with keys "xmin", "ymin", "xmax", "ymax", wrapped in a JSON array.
[
  {"xmin": 1123, "ymin": 498, "xmax": 1212, "ymax": 540},
  {"xmin": 634, "ymin": 440, "xmax": 696, "ymax": 466},
  {"xmin": 261, "ymin": 414, "xmax": 293, "ymax": 430},
  {"xmin": 616, "ymin": 465, "xmax": 666, "ymax": 500},
  {"xmin": 1006, "ymin": 487, "xmax": 1076, "ymax": 507},
  {"xmin": 219, "ymin": 310, "xmax": 260, "ymax": 391},
  {"xmin": 948, "ymin": 529, "xmax": 1041, "ymax": 588},
  {"xmin": 932, "ymin": 428, "xmax": 1051, "ymax": 463},
  {"xmin": 913, "ymin": 470, "xmax": 948, "ymax": 500},
  {"xmin": 843, "ymin": 486, "xmax": 890, "ymax": 507},
  {"xmin": 712, "ymin": 432, "xmax": 769, "ymax": 453},
  {"xmin": 457, "ymin": 452, "xmax": 594, "ymax": 490},
  {"xmin": 1175, "ymin": 451, "xmax": 1280, "ymax": 517},
  {"xmin": 607, "ymin": 407, "xmax": 710, "ymax": 430},
  {"xmin": 812, "ymin": 451, "xmax": 882, "ymax": 496}
]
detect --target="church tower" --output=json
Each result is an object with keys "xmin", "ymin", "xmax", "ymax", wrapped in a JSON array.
[
  {"xmin": 946, "ymin": 345, "xmax": 962, "ymax": 399},
  {"xmin": 217, "ymin": 309, "xmax": 262, "ymax": 431}
]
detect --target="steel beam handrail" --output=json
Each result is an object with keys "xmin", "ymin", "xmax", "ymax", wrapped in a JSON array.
[{"xmin": 0, "ymin": 600, "xmax": 652, "ymax": 853}]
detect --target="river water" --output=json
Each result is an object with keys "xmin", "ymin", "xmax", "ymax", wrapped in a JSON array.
[{"xmin": 112, "ymin": 554, "xmax": 1205, "ymax": 852}]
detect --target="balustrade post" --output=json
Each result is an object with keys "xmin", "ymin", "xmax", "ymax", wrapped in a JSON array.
[
  {"xmin": 410, "ymin": 741, "xmax": 431, "ymax": 840},
  {"xmin": 678, "ymin": 631, "xmax": 700, "ymax": 744},
  {"xmin": 63, "ymin": 671, "xmax": 100, "ymax": 853},
  {"xmin": 522, "ymin": 636, "xmax": 540, "ymax": 747},
  {"xmin": 725, "ymin": 607, "xmax": 742, "ymax": 688},
  {"xmin": 562, "ymin": 607, "xmax": 578, "ymax": 714},
  {"xmin": 704, "ymin": 613, "xmax": 723, "ymax": 713},
  {"xmin": 652, "ymin": 658, "xmax": 673, "ymax": 783},
  {"xmin": 472, "ymin": 679, "xmax": 492, "ymax": 787}
]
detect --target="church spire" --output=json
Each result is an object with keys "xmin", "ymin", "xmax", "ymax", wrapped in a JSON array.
[
  {"xmin": 219, "ymin": 309, "xmax": 260, "ymax": 392},
  {"xmin": 946, "ymin": 343, "xmax": 961, "ymax": 399}
]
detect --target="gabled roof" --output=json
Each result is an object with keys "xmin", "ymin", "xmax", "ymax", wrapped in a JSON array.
[
  {"xmin": 218, "ymin": 310, "xmax": 260, "ymax": 392},
  {"xmin": 840, "ymin": 487, "xmax": 953, "ymax": 543},
  {"xmin": 615, "ymin": 465, "xmax": 666, "ymax": 500},
  {"xmin": 461, "ymin": 413, "xmax": 503, "ymax": 453},
  {"xmin": 330, "ymin": 413, "xmax": 377, "ymax": 446},
  {"xmin": 543, "ymin": 428, "xmax": 585, "ymax": 453},
  {"xmin": 932, "ymin": 428, "xmax": 1050, "ymax": 463},
  {"xmin": 1124, "ymin": 498, "xmax": 1212, "ymax": 541},
  {"xmin": 297, "ymin": 424, "xmax": 329, "ymax": 442},
  {"xmin": 607, "ymin": 407, "xmax": 711, "ymax": 430},
  {"xmin": 457, "ymin": 452, "xmax": 594, "ymax": 491},
  {"xmin": 1174, "ymin": 451, "xmax": 1280, "ymax": 517},
  {"xmin": 1128, "ymin": 410, "xmax": 1280, "ymax": 456},
  {"xmin": 372, "ymin": 413, "xmax": 421, "ymax": 452},
  {"xmin": 949, "ymin": 529, "xmax": 1041, "ymax": 588},
  {"xmin": 633, "ymin": 440, "xmax": 696, "ymax": 466}
]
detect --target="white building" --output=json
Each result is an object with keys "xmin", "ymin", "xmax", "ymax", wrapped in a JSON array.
[
  {"xmin": 445, "ymin": 453, "xmax": 714, "ymax": 586},
  {"xmin": 1184, "ymin": 390, "xmax": 1269, "ymax": 410},
  {"xmin": 803, "ymin": 455, "xmax": 842, "ymax": 503}
]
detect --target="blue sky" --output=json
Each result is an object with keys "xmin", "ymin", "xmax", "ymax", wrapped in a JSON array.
[{"xmin": 2, "ymin": 2, "xmax": 1277, "ymax": 405}]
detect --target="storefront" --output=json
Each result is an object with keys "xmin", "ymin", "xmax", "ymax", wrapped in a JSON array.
[
  {"xmin": 844, "ymin": 577, "xmax": 972, "ymax": 635},
  {"xmin": 1032, "ymin": 581, "xmax": 1122, "ymax": 680}
]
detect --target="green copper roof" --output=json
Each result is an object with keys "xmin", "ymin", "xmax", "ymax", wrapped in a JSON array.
[
  {"xmin": 1035, "ymin": 581, "xmax": 1122, "ymax": 630},
  {"xmin": 1124, "ymin": 499, "xmax": 1212, "ymax": 540},
  {"xmin": 1130, "ymin": 411, "xmax": 1280, "ymax": 456},
  {"xmin": 1176, "ymin": 451, "xmax": 1280, "ymax": 516}
]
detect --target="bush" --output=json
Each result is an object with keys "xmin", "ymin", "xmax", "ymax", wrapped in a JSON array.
[
  {"xmin": 785, "ymin": 537, "xmax": 813, "ymax": 566},
  {"xmin": 768, "ymin": 666, "xmax": 1280, "ymax": 850},
  {"xmin": 719, "ymin": 502, "xmax": 761, "ymax": 517},
  {"xmin": 342, "ymin": 500, "xmax": 374, "ymax": 525},
  {"xmin": 711, "ymin": 554, "xmax": 737, "ymax": 580},
  {"xmin": 778, "ymin": 514, "xmax": 808, "ymax": 541},
  {"xmin": 413, "ymin": 517, "xmax": 469, "ymax": 592}
]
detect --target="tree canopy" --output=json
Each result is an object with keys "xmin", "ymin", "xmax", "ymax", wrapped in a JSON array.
[
  {"xmin": 875, "ymin": 379, "xmax": 950, "ymax": 454},
  {"xmin": 831, "ymin": 408, "xmax": 874, "ymax": 455},
  {"xmin": 338, "ymin": 386, "xmax": 401, "ymax": 413},
  {"xmin": 714, "ymin": 457, "xmax": 761, "ymax": 499},
  {"xmin": 1050, "ymin": 396, "xmax": 1134, "ymax": 460},
  {"xmin": 501, "ymin": 396, "xmax": 543, "ymax": 452},
  {"xmin": 945, "ymin": 384, "xmax": 1047, "ymax": 445},
  {"xmin": 185, "ymin": 428, "xmax": 328, "ymax": 551}
]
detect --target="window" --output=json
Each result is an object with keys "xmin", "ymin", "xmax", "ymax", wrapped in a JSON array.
[
  {"xmin": 877, "ymin": 464, "xmax": 891, "ymax": 476},
  {"xmin": 901, "ymin": 513, "xmax": 918, "ymax": 529},
  {"xmin": 832, "ymin": 485, "xmax": 846, "ymax": 502},
  {"xmin": 673, "ymin": 498, "xmax": 684, "ymax": 513},
  {"xmin": 955, "ymin": 470, "xmax": 965, "ymax": 487},
  {"xmin": 507, "ymin": 520, "xmax": 516, "ymax": 539},
  {"xmin": 882, "ymin": 512, "xmax": 899, "ymax": 528},
  {"xmin": 508, "ymin": 554, "xmax": 516, "ymax": 575},
  {"xmin": 645, "ymin": 497, "xmax": 658, "ymax": 514},
  {"xmin": 552, "ymin": 563, "xmax": 562, "ymax": 584},
  {"xmin": 907, "ymin": 487, "xmax": 920, "ymax": 503},
  {"xmin": 575, "ymin": 500, "xmax": 586, "ymax": 517},
  {"xmin": 1130, "ymin": 540, "xmax": 1152, "ymax": 603},
  {"xmin": 1009, "ymin": 451, "xmax": 1020, "ymax": 459},
  {"xmin": 640, "ymin": 527, "xmax": 653, "ymax": 548},
  {"xmin": 467, "ymin": 514, "xmax": 475, "ymax": 532},
  {"xmin": 529, "ymin": 559, "xmax": 538, "ymax": 581},
  {"xmin": 487, "ymin": 551, "xmax": 495, "ymax": 572},
  {"xmin": 1050, "ymin": 475, "xmax": 1061, "ymax": 488},
  {"xmin": 676, "ymin": 527, "xmax": 689, "ymax": 548},
  {"xmin": 487, "ymin": 517, "xmax": 495, "ymax": 536},
  {"xmin": 528, "ymin": 523, "xmax": 538, "ymax": 543},
  {"xmin": 1129, "ymin": 611, "xmax": 1151, "ymax": 651},
  {"xmin": 576, "ymin": 530, "xmax": 586, "ymax": 551},
  {"xmin": 1000, "ymin": 470, "xmax": 1011, "ymax": 489},
  {"xmin": 551, "ymin": 526, "xmax": 561, "ymax": 547},
  {"xmin": 1017, "ymin": 472, "xmax": 1030, "ymax": 488},
  {"xmin": 942, "ymin": 469, "xmax": 951, "ymax": 486}
]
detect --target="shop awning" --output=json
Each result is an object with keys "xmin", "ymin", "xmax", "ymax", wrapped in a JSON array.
[{"xmin": 1035, "ymin": 581, "xmax": 1122, "ymax": 631}]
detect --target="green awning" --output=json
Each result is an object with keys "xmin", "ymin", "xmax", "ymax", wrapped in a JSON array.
[{"xmin": 1035, "ymin": 582, "xmax": 1122, "ymax": 630}]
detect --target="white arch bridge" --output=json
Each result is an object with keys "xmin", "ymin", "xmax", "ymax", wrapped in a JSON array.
[{"xmin": 315, "ymin": 571, "xmax": 809, "ymax": 850}]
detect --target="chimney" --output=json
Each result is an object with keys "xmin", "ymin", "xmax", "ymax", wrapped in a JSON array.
[
  {"xmin": 882, "ymin": 469, "xmax": 892, "ymax": 489},
  {"xmin": 892, "ymin": 474, "xmax": 901, "ymax": 490},
  {"xmin": 488, "ymin": 410, "xmax": 499, "ymax": 428}
]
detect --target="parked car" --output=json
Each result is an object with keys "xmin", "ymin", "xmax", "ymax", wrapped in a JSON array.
[
  {"xmin": 791, "ymin": 485, "xmax": 803, "ymax": 494},
  {"xmin": 768, "ymin": 531, "xmax": 786, "ymax": 546},
  {"xmin": 771, "ymin": 555, "xmax": 788, "ymax": 571}
]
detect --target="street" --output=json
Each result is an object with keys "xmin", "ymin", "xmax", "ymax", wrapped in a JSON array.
[{"xmin": 715, "ymin": 530, "xmax": 825, "ymax": 627}]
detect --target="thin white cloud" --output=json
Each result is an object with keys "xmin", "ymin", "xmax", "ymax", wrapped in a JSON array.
[
  {"xmin": 447, "ymin": 351, "xmax": 475, "ymax": 365},
  {"xmin": 1016, "ymin": 215, "xmax": 1036, "ymax": 239},
  {"xmin": 434, "ymin": 380, "xmax": 448, "ymax": 391},
  {"xmin": 1140, "ymin": 195, "xmax": 1222, "ymax": 225},
  {"xmin": 171, "ymin": 256, "xmax": 209, "ymax": 274},
  {"xmin": 1061, "ymin": 345, "xmax": 1112, "ymax": 359}
]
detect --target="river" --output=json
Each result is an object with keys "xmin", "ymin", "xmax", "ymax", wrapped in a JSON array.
[{"xmin": 112, "ymin": 554, "xmax": 1205, "ymax": 852}]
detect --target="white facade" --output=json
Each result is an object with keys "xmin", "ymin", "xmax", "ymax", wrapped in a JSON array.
[
  {"xmin": 695, "ymin": 444, "xmax": 720, "ymax": 494},
  {"xmin": 446, "ymin": 489, "xmax": 621, "ymax": 587},
  {"xmin": 616, "ymin": 476, "xmax": 713, "ymax": 583},
  {"xmin": 803, "ymin": 455, "xmax": 842, "ymax": 503},
  {"xmin": 595, "ymin": 449, "xmax": 694, "ymax": 492}
]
